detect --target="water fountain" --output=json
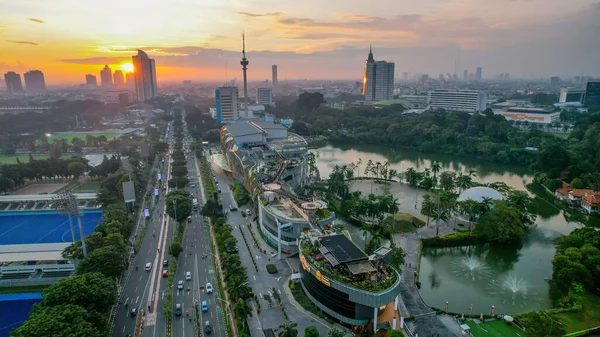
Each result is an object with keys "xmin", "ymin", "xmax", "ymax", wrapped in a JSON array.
[
  {"xmin": 488, "ymin": 275, "xmax": 540, "ymax": 308},
  {"xmin": 451, "ymin": 255, "xmax": 493, "ymax": 281}
]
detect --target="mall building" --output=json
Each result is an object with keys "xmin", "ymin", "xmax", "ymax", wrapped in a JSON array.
[{"xmin": 220, "ymin": 121, "xmax": 335, "ymax": 255}]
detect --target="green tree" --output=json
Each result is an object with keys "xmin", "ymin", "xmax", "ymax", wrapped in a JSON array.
[
  {"xmin": 476, "ymin": 202, "xmax": 526, "ymax": 242},
  {"xmin": 387, "ymin": 331, "xmax": 404, "ymax": 337},
  {"xmin": 76, "ymin": 246, "xmax": 126, "ymax": 279},
  {"xmin": 49, "ymin": 143, "xmax": 62, "ymax": 159},
  {"xmin": 72, "ymin": 137, "xmax": 86, "ymax": 148},
  {"xmin": 42, "ymin": 272, "xmax": 117, "ymax": 313},
  {"xmin": 298, "ymin": 92, "xmax": 325, "ymax": 112},
  {"xmin": 277, "ymin": 322, "xmax": 298, "ymax": 337},
  {"xmin": 233, "ymin": 298, "xmax": 252, "ymax": 321},
  {"xmin": 304, "ymin": 326, "xmax": 319, "ymax": 337},
  {"xmin": 570, "ymin": 177, "xmax": 585, "ymax": 189},
  {"xmin": 438, "ymin": 171, "xmax": 455, "ymax": 191},
  {"xmin": 67, "ymin": 162, "xmax": 87, "ymax": 179},
  {"xmin": 327, "ymin": 328, "xmax": 345, "ymax": 337},
  {"xmin": 166, "ymin": 189, "xmax": 193, "ymax": 223},
  {"xmin": 431, "ymin": 161, "xmax": 441, "ymax": 180},
  {"xmin": 420, "ymin": 194, "xmax": 435, "ymax": 226},
  {"xmin": 389, "ymin": 241, "xmax": 406, "ymax": 271},
  {"xmin": 169, "ymin": 242, "xmax": 183, "ymax": 257},
  {"xmin": 516, "ymin": 311, "xmax": 566, "ymax": 337},
  {"xmin": 10, "ymin": 304, "xmax": 102, "ymax": 337}
]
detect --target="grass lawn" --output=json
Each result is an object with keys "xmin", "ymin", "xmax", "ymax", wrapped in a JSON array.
[
  {"xmin": 71, "ymin": 182, "xmax": 102, "ymax": 192},
  {"xmin": 383, "ymin": 212, "xmax": 426, "ymax": 233},
  {"xmin": 549, "ymin": 132, "xmax": 570, "ymax": 139},
  {"xmin": 0, "ymin": 284, "xmax": 49, "ymax": 294},
  {"xmin": 553, "ymin": 293, "xmax": 600, "ymax": 333},
  {"xmin": 47, "ymin": 132, "xmax": 121, "ymax": 144},
  {"xmin": 465, "ymin": 319, "xmax": 527, "ymax": 337},
  {"xmin": 0, "ymin": 154, "xmax": 49, "ymax": 164}
]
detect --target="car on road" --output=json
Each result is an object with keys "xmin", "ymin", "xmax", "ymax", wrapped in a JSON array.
[
  {"xmin": 204, "ymin": 321, "xmax": 212, "ymax": 334},
  {"xmin": 163, "ymin": 260, "xmax": 168, "ymax": 266},
  {"xmin": 162, "ymin": 270, "xmax": 168, "ymax": 277},
  {"xmin": 178, "ymin": 280, "xmax": 184, "ymax": 289},
  {"xmin": 191, "ymin": 184, "xmax": 196, "ymax": 188},
  {"xmin": 246, "ymin": 208, "xmax": 251, "ymax": 215},
  {"xmin": 145, "ymin": 262, "xmax": 152, "ymax": 271},
  {"xmin": 175, "ymin": 303, "xmax": 182, "ymax": 316},
  {"xmin": 229, "ymin": 205, "xmax": 237, "ymax": 211},
  {"xmin": 205, "ymin": 283, "xmax": 213, "ymax": 293},
  {"xmin": 186, "ymin": 271, "xmax": 191, "ymax": 281},
  {"xmin": 201, "ymin": 301, "xmax": 208, "ymax": 312},
  {"xmin": 187, "ymin": 216, "xmax": 192, "ymax": 223},
  {"xmin": 130, "ymin": 308, "xmax": 137, "ymax": 317}
]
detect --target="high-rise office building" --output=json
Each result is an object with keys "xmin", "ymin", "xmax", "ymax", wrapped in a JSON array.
[
  {"xmin": 362, "ymin": 46, "xmax": 395, "ymax": 101},
  {"xmin": 113, "ymin": 70, "xmax": 125, "ymax": 87},
  {"xmin": 475, "ymin": 67, "xmax": 482, "ymax": 81},
  {"xmin": 4, "ymin": 72, "xmax": 24, "ymax": 94},
  {"xmin": 428, "ymin": 89, "xmax": 488, "ymax": 112},
  {"xmin": 584, "ymin": 79, "xmax": 600, "ymax": 107},
  {"xmin": 256, "ymin": 87, "xmax": 273, "ymax": 105},
  {"xmin": 23, "ymin": 70, "xmax": 46, "ymax": 91},
  {"xmin": 215, "ymin": 87, "xmax": 239, "ymax": 124},
  {"xmin": 100, "ymin": 65, "xmax": 113, "ymax": 87},
  {"xmin": 85, "ymin": 74, "xmax": 97, "ymax": 86},
  {"xmin": 132, "ymin": 50, "xmax": 158, "ymax": 101},
  {"xmin": 559, "ymin": 87, "xmax": 586, "ymax": 104},
  {"xmin": 272, "ymin": 65, "xmax": 278, "ymax": 85}
]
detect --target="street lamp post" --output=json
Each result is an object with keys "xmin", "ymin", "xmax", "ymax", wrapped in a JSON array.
[{"xmin": 53, "ymin": 192, "xmax": 87, "ymax": 257}]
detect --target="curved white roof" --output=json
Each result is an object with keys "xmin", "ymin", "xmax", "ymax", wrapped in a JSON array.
[{"xmin": 457, "ymin": 186, "xmax": 503, "ymax": 203}]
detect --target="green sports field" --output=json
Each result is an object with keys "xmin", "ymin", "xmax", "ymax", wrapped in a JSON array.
[
  {"xmin": 46, "ymin": 132, "xmax": 122, "ymax": 144},
  {"xmin": 0, "ymin": 154, "xmax": 49, "ymax": 164},
  {"xmin": 465, "ymin": 320, "xmax": 527, "ymax": 337}
]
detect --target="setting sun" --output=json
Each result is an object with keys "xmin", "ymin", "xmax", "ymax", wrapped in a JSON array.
[{"xmin": 120, "ymin": 62, "xmax": 134, "ymax": 73}]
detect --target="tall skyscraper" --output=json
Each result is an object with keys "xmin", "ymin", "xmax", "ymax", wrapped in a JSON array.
[
  {"xmin": 240, "ymin": 33, "xmax": 249, "ymax": 114},
  {"xmin": 23, "ymin": 70, "xmax": 46, "ymax": 91},
  {"xmin": 113, "ymin": 70, "xmax": 125, "ymax": 87},
  {"xmin": 100, "ymin": 65, "xmax": 113, "ymax": 87},
  {"xmin": 132, "ymin": 50, "xmax": 158, "ymax": 101},
  {"xmin": 272, "ymin": 65, "xmax": 278, "ymax": 85},
  {"xmin": 362, "ymin": 46, "xmax": 394, "ymax": 101},
  {"xmin": 85, "ymin": 74, "xmax": 97, "ymax": 86},
  {"xmin": 4, "ymin": 72, "xmax": 24, "ymax": 94},
  {"xmin": 584, "ymin": 79, "xmax": 600, "ymax": 107},
  {"xmin": 476, "ymin": 67, "xmax": 482, "ymax": 81},
  {"xmin": 215, "ymin": 87, "xmax": 239, "ymax": 123}
]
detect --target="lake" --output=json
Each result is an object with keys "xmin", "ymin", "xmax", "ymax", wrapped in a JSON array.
[{"xmin": 312, "ymin": 145, "xmax": 579, "ymax": 314}]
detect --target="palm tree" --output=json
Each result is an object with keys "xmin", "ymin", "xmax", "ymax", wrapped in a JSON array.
[
  {"xmin": 233, "ymin": 298, "xmax": 252, "ymax": 321},
  {"xmin": 369, "ymin": 226, "xmax": 385, "ymax": 250},
  {"xmin": 364, "ymin": 160, "xmax": 374, "ymax": 178},
  {"xmin": 431, "ymin": 162, "xmax": 441, "ymax": 181},
  {"xmin": 458, "ymin": 199, "xmax": 479, "ymax": 235},
  {"xmin": 355, "ymin": 158, "xmax": 362, "ymax": 177},
  {"xmin": 277, "ymin": 322, "xmax": 299, "ymax": 337},
  {"xmin": 421, "ymin": 194, "xmax": 435, "ymax": 226},
  {"xmin": 360, "ymin": 223, "xmax": 372, "ymax": 245},
  {"xmin": 432, "ymin": 192, "xmax": 452, "ymax": 237},
  {"xmin": 373, "ymin": 161, "xmax": 382, "ymax": 180},
  {"xmin": 405, "ymin": 168, "xmax": 418, "ymax": 186}
]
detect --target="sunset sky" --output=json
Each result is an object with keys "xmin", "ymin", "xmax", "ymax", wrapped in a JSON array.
[{"xmin": 1, "ymin": 0, "xmax": 599, "ymax": 84}]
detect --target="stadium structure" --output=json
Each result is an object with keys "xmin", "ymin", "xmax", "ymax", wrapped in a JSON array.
[{"xmin": 0, "ymin": 193, "xmax": 101, "ymax": 285}]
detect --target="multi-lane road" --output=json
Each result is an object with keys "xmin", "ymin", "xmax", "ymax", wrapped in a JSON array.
[{"xmin": 113, "ymin": 114, "xmax": 226, "ymax": 337}]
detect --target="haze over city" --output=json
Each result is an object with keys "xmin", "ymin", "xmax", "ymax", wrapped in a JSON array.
[{"xmin": 1, "ymin": 0, "xmax": 600, "ymax": 84}]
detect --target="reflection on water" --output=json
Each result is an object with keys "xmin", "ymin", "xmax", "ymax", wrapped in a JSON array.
[
  {"xmin": 315, "ymin": 145, "xmax": 580, "ymax": 314},
  {"xmin": 312, "ymin": 145, "xmax": 532, "ymax": 190}
]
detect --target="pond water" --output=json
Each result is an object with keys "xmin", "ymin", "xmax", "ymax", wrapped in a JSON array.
[{"xmin": 312, "ymin": 145, "xmax": 579, "ymax": 314}]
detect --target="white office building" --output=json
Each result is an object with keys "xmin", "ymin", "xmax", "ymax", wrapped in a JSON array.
[
  {"xmin": 132, "ymin": 50, "xmax": 158, "ymax": 101},
  {"xmin": 559, "ymin": 87, "xmax": 586, "ymax": 104},
  {"xmin": 362, "ymin": 46, "xmax": 395, "ymax": 101},
  {"xmin": 215, "ymin": 86, "xmax": 239, "ymax": 123},
  {"xmin": 256, "ymin": 87, "xmax": 273, "ymax": 105},
  {"xmin": 428, "ymin": 90, "xmax": 488, "ymax": 112}
]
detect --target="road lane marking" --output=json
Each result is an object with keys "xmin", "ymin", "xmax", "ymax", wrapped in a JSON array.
[
  {"xmin": 253, "ymin": 275, "xmax": 256, "ymax": 281},
  {"xmin": 136, "ymin": 296, "xmax": 139, "ymax": 303}
]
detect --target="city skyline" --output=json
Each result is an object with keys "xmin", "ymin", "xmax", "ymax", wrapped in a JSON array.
[{"xmin": 1, "ymin": 0, "xmax": 599, "ymax": 84}]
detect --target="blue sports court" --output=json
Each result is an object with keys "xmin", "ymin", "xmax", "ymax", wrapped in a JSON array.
[
  {"xmin": 0, "ymin": 293, "xmax": 43, "ymax": 337},
  {"xmin": 0, "ymin": 211, "xmax": 103, "ymax": 245}
]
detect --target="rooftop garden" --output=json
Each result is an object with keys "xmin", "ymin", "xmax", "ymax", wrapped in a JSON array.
[{"xmin": 300, "ymin": 239, "xmax": 397, "ymax": 293}]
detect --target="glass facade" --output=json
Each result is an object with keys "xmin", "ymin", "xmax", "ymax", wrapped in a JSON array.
[
  {"xmin": 300, "ymin": 267, "xmax": 357, "ymax": 319},
  {"xmin": 585, "ymin": 81, "xmax": 600, "ymax": 107}
]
